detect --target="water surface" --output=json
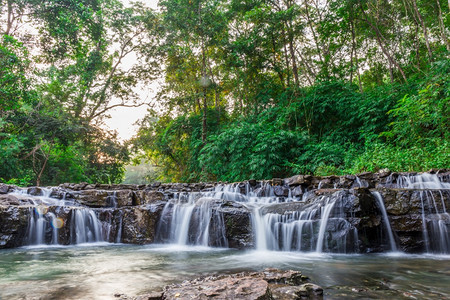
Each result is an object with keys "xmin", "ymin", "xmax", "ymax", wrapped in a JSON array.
[{"xmin": 0, "ymin": 244, "xmax": 449, "ymax": 299}]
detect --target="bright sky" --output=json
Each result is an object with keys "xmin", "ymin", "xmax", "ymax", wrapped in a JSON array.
[{"xmin": 103, "ymin": 0, "xmax": 160, "ymax": 141}]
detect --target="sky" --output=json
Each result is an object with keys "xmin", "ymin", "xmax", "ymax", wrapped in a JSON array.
[{"xmin": 103, "ymin": 0, "xmax": 160, "ymax": 141}]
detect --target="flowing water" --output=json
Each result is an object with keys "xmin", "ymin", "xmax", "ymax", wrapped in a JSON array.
[
  {"xmin": 2, "ymin": 173, "xmax": 449, "ymax": 298},
  {"xmin": 0, "ymin": 244, "xmax": 449, "ymax": 299}
]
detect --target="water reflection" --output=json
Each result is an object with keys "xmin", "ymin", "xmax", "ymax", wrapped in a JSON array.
[{"xmin": 0, "ymin": 245, "xmax": 449, "ymax": 299}]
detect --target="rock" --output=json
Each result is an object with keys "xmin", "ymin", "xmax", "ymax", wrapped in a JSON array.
[
  {"xmin": 0, "ymin": 184, "xmax": 12, "ymax": 194},
  {"xmin": 262, "ymin": 268, "xmax": 307, "ymax": 286},
  {"xmin": 274, "ymin": 186, "xmax": 289, "ymax": 197},
  {"xmin": 377, "ymin": 168, "xmax": 391, "ymax": 178},
  {"xmin": 72, "ymin": 190, "xmax": 109, "ymax": 207},
  {"xmin": 284, "ymin": 175, "xmax": 313, "ymax": 187},
  {"xmin": 160, "ymin": 269, "xmax": 320, "ymax": 300},
  {"xmin": 134, "ymin": 291, "xmax": 163, "ymax": 300},
  {"xmin": 163, "ymin": 274, "xmax": 271, "ymax": 300},
  {"xmin": 291, "ymin": 186, "xmax": 303, "ymax": 197},
  {"xmin": 261, "ymin": 202, "xmax": 305, "ymax": 215},
  {"xmin": 27, "ymin": 187, "xmax": 43, "ymax": 196},
  {"xmin": 0, "ymin": 206, "xmax": 30, "ymax": 248},
  {"xmin": 271, "ymin": 284, "xmax": 323, "ymax": 300},
  {"xmin": 248, "ymin": 179, "xmax": 257, "ymax": 186},
  {"xmin": 137, "ymin": 191, "xmax": 165, "ymax": 205},
  {"xmin": 273, "ymin": 178, "xmax": 283, "ymax": 186},
  {"xmin": 152, "ymin": 182, "xmax": 161, "ymax": 188},
  {"xmin": 0, "ymin": 194, "xmax": 23, "ymax": 206},
  {"xmin": 121, "ymin": 205, "xmax": 164, "ymax": 244},
  {"xmin": 220, "ymin": 201, "xmax": 253, "ymax": 249}
]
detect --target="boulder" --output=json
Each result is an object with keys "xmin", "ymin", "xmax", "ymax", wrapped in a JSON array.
[
  {"xmin": 0, "ymin": 184, "xmax": 13, "ymax": 194},
  {"xmin": 160, "ymin": 269, "xmax": 318, "ymax": 300},
  {"xmin": 284, "ymin": 175, "xmax": 312, "ymax": 187}
]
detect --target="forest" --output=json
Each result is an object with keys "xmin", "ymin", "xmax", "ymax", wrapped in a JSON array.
[{"xmin": 0, "ymin": 0, "xmax": 449, "ymax": 185}]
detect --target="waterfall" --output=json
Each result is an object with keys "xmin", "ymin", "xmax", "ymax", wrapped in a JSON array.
[
  {"xmin": 249, "ymin": 192, "xmax": 357, "ymax": 253},
  {"xmin": 17, "ymin": 188, "xmax": 108, "ymax": 246},
  {"xmin": 315, "ymin": 199, "xmax": 337, "ymax": 253},
  {"xmin": 156, "ymin": 193, "xmax": 228, "ymax": 247},
  {"xmin": 418, "ymin": 190, "xmax": 450, "ymax": 253},
  {"xmin": 383, "ymin": 173, "xmax": 449, "ymax": 253},
  {"xmin": 116, "ymin": 211, "xmax": 123, "ymax": 243},
  {"xmin": 71, "ymin": 209, "xmax": 103, "ymax": 244},
  {"xmin": 371, "ymin": 191, "xmax": 397, "ymax": 252},
  {"xmin": 26, "ymin": 207, "xmax": 46, "ymax": 245}
]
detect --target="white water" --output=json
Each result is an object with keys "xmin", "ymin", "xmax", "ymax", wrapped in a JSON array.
[
  {"xmin": 15, "ymin": 188, "xmax": 108, "ymax": 246},
  {"xmin": 157, "ymin": 193, "xmax": 228, "ymax": 247},
  {"xmin": 316, "ymin": 199, "xmax": 337, "ymax": 252},
  {"xmin": 383, "ymin": 173, "xmax": 449, "ymax": 253},
  {"xmin": 158, "ymin": 182, "xmax": 359, "ymax": 253},
  {"xmin": 385, "ymin": 173, "xmax": 450, "ymax": 189},
  {"xmin": 371, "ymin": 191, "xmax": 397, "ymax": 251}
]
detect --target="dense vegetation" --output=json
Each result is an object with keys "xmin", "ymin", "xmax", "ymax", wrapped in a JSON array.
[{"xmin": 1, "ymin": 0, "xmax": 449, "ymax": 185}]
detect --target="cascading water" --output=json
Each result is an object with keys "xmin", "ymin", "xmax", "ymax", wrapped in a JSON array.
[
  {"xmin": 371, "ymin": 191, "xmax": 397, "ymax": 252},
  {"xmin": 384, "ymin": 173, "xmax": 450, "ymax": 253},
  {"xmin": 4, "ymin": 171, "xmax": 449, "ymax": 254},
  {"xmin": 156, "ymin": 192, "xmax": 228, "ymax": 247},
  {"xmin": 156, "ymin": 182, "xmax": 359, "ymax": 253},
  {"xmin": 71, "ymin": 209, "xmax": 103, "ymax": 244},
  {"xmin": 11, "ymin": 187, "xmax": 110, "ymax": 246}
]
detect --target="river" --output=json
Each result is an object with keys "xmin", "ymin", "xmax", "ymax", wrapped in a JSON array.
[{"xmin": 0, "ymin": 244, "xmax": 449, "ymax": 299}]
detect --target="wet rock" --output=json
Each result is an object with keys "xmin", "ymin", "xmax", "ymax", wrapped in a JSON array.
[
  {"xmin": 273, "ymin": 178, "xmax": 283, "ymax": 186},
  {"xmin": 260, "ymin": 202, "xmax": 305, "ymax": 215},
  {"xmin": 271, "ymin": 284, "xmax": 323, "ymax": 300},
  {"xmin": 121, "ymin": 205, "xmax": 164, "ymax": 244},
  {"xmin": 262, "ymin": 268, "xmax": 308, "ymax": 285},
  {"xmin": 152, "ymin": 182, "xmax": 161, "ymax": 188},
  {"xmin": 377, "ymin": 168, "xmax": 391, "ymax": 178},
  {"xmin": 284, "ymin": 175, "xmax": 312, "ymax": 186},
  {"xmin": 0, "ymin": 194, "xmax": 23, "ymax": 206},
  {"xmin": 27, "ymin": 187, "xmax": 43, "ymax": 196},
  {"xmin": 0, "ymin": 184, "xmax": 13, "ymax": 194},
  {"xmin": 292, "ymin": 186, "xmax": 303, "ymax": 197},
  {"xmin": 221, "ymin": 201, "xmax": 253, "ymax": 249},
  {"xmin": 72, "ymin": 190, "xmax": 109, "ymax": 207},
  {"xmin": 134, "ymin": 291, "xmax": 163, "ymax": 300},
  {"xmin": 0, "ymin": 206, "xmax": 30, "ymax": 248},
  {"xmin": 274, "ymin": 186, "xmax": 289, "ymax": 197},
  {"xmin": 140, "ymin": 191, "xmax": 165, "ymax": 205}
]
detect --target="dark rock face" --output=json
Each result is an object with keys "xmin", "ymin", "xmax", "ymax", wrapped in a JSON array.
[
  {"xmin": 0, "ymin": 206, "xmax": 30, "ymax": 248},
  {"xmin": 121, "ymin": 204, "xmax": 165, "ymax": 244},
  {"xmin": 220, "ymin": 201, "xmax": 253, "ymax": 249}
]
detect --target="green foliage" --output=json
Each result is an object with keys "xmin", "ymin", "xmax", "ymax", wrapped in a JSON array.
[
  {"xmin": 2, "ymin": 0, "xmax": 449, "ymax": 184},
  {"xmin": 199, "ymin": 121, "xmax": 306, "ymax": 181},
  {"xmin": 384, "ymin": 60, "xmax": 450, "ymax": 146},
  {"xmin": 347, "ymin": 139, "xmax": 450, "ymax": 173}
]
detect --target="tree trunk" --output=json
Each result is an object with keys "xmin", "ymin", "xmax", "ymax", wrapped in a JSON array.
[
  {"xmin": 411, "ymin": 0, "xmax": 433, "ymax": 60},
  {"xmin": 350, "ymin": 18, "xmax": 363, "ymax": 92},
  {"xmin": 359, "ymin": 2, "xmax": 407, "ymax": 82},
  {"xmin": 436, "ymin": 0, "xmax": 450, "ymax": 51},
  {"xmin": 6, "ymin": 0, "xmax": 14, "ymax": 35}
]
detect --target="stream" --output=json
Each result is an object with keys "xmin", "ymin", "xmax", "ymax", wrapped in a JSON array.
[{"xmin": 1, "ymin": 244, "xmax": 449, "ymax": 299}]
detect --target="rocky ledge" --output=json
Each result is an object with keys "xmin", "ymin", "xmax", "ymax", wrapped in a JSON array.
[{"xmin": 116, "ymin": 268, "xmax": 322, "ymax": 300}]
